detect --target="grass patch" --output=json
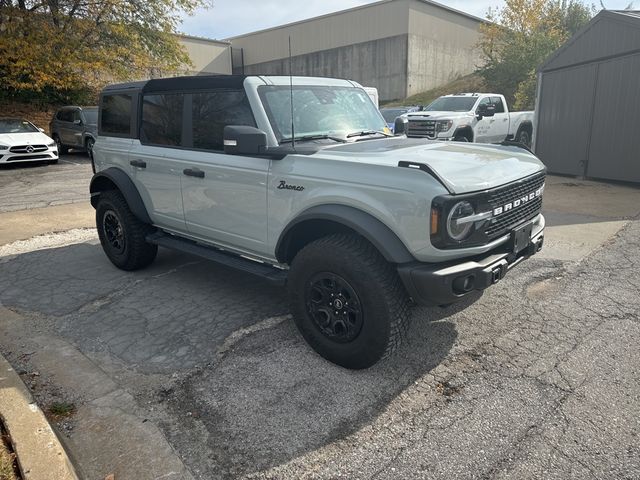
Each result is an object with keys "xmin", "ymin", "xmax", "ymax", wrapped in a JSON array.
[
  {"xmin": 47, "ymin": 402, "xmax": 76, "ymax": 419},
  {"xmin": 382, "ymin": 73, "xmax": 487, "ymax": 107},
  {"xmin": 0, "ymin": 422, "xmax": 19, "ymax": 480}
]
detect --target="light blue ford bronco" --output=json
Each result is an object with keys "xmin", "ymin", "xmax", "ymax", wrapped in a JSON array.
[{"xmin": 90, "ymin": 75, "xmax": 545, "ymax": 369}]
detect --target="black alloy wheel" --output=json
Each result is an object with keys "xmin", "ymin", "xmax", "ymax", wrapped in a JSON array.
[
  {"xmin": 305, "ymin": 273, "xmax": 364, "ymax": 343},
  {"xmin": 102, "ymin": 209, "xmax": 126, "ymax": 254}
]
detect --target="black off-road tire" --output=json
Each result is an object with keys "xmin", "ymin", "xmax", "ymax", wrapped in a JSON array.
[
  {"xmin": 96, "ymin": 190, "xmax": 157, "ymax": 271},
  {"xmin": 85, "ymin": 137, "xmax": 95, "ymax": 160},
  {"xmin": 288, "ymin": 234, "xmax": 410, "ymax": 369}
]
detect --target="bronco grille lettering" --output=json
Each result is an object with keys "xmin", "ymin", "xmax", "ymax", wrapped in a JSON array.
[{"xmin": 493, "ymin": 184, "xmax": 544, "ymax": 217}]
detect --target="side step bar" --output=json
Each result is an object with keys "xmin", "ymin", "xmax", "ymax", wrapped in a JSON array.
[{"xmin": 146, "ymin": 232, "xmax": 288, "ymax": 286}]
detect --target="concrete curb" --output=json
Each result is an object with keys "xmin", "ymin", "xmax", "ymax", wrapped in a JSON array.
[{"xmin": 0, "ymin": 354, "xmax": 79, "ymax": 480}]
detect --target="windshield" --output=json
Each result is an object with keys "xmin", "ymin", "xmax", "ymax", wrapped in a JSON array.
[
  {"xmin": 83, "ymin": 108, "xmax": 98, "ymax": 124},
  {"xmin": 425, "ymin": 97, "xmax": 478, "ymax": 112},
  {"xmin": 380, "ymin": 108, "xmax": 409, "ymax": 123},
  {"xmin": 0, "ymin": 119, "xmax": 39, "ymax": 134},
  {"xmin": 258, "ymin": 85, "xmax": 387, "ymax": 142}
]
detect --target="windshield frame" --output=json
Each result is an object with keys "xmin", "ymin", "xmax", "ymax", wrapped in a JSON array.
[
  {"xmin": 424, "ymin": 96, "xmax": 479, "ymax": 112},
  {"xmin": 257, "ymin": 84, "xmax": 388, "ymax": 143},
  {"xmin": 0, "ymin": 119, "xmax": 40, "ymax": 134}
]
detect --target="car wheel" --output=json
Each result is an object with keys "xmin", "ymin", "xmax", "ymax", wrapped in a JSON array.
[
  {"xmin": 96, "ymin": 190, "xmax": 158, "ymax": 271},
  {"xmin": 453, "ymin": 136, "xmax": 469, "ymax": 142},
  {"xmin": 517, "ymin": 130, "xmax": 531, "ymax": 147},
  {"xmin": 288, "ymin": 234, "xmax": 410, "ymax": 369},
  {"xmin": 54, "ymin": 135, "xmax": 68, "ymax": 154},
  {"xmin": 85, "ymin": 137, "xmax": 95, "ymax": 160}
]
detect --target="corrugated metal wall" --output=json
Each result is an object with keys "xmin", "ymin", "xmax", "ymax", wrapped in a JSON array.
[
  {"xmin": 586, "ymin": 53, "xmax": 640, "ymax": 182},
  {"xmin": 535, "ymin": 64, "xmax": 597, "ymax": 176},
  {"xmin": 535, "ymin": 12, "xmax": 640, "ymax": 183}
]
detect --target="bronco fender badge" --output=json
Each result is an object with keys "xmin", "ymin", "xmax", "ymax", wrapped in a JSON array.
[{"xmin": 277, "ymin": 180, "xmax": 305, "ymax": 191}]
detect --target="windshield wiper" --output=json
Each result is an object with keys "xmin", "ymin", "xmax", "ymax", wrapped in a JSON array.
[
  {"xmin": 346, "ymin": 130, "xmax": 393, "ymax": 139},
  {"xmin": 280, "ymin": 134, "xmax": 347, "ymax": 144}
]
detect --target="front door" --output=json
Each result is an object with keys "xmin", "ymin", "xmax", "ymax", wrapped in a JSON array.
[
  {"xmin": 180, "ymin": 89, "xmax": 268, "ymax": 256},
  {"xmin": 489, "ymin": 97, "xmax": 510, "ymax": 143},
  {"xmin": 474, "ymin": 97, "xmax": 493, "ymax": 143}
]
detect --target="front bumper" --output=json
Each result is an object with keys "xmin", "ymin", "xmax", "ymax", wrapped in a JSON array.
[
  {"xmin": 0, "ymin": 147, "xmax": 58, "ymax": 164},
  {"xmin": 398, "ymin": 227, "xmax": 544, "ymax": 306}
]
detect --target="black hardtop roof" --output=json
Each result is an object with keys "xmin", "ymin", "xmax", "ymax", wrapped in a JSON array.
[{"xmin": 101, "ymin": 75, "xmax": 248, "ymax": 94}]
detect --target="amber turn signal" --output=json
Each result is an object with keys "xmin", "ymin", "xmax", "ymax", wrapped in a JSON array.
[{"xmin": 430, "ymin": 208, "xmax": 439, "ymax": 235}]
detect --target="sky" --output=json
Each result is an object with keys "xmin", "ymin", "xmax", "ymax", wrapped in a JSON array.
[{"xmin": 179, "ymin": 0, "xmax": 636, "ymax": 40}]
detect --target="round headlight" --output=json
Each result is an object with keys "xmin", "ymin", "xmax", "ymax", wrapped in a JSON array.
[{"xmin": 447, "ymin": 201, "xmax": 475, "ymax": 241}]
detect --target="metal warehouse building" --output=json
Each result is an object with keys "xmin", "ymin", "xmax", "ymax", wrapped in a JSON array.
[
  {"xmin": 226, "ymin": 0, "xmax": 483, "ymax": 101},
  {"xmin": 534, "ymin": 10, "xmax": 640, "ymax": 183}
]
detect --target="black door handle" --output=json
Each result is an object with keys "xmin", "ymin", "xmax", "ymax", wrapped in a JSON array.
[
  {"xmin": 130, "ymin": 159, "xmax": 146, "ymax": 168},
  {"xmin": 183, "ymin": 168, "xmax": 205, "ymax": 178}
]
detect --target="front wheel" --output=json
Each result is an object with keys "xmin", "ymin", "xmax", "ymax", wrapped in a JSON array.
[
  {"xmin": 288, "ymin": 234, "xmax": 410, "ymax": 369},
  {"xmin": 96, "ymin": 190, "xmax": 158, "ymax": 271}
]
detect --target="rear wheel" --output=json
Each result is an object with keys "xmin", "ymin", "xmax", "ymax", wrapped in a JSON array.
[
  {"xmin": 288, "ymin": 234, "xmax": 410, "ymax": 369},
  {"xmin": 96, "ymin": 190, "xmax": 157, "ymax": 271},
  {"xmin": 85, "ymin": 137, "xmax": 95, "ymax": 159},
  {"xmin": 517, "ymin": 129, "xmax": 531, "ymax": 147}
]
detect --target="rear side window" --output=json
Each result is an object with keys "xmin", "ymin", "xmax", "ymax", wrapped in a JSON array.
[
  {"xmin": 140, "ymin": 94, "xmax": 184, "ymax": 146},
  {"xmin": 57, "ymin": 109, "xmax": 73, "ymax": 122},
  {"xmin": 101, "ymin": 94, "xmax": 133, "ymax": 136},
  {"xmin": 192, "ymin": 90, "xmax": 255, "ymax": 151}
]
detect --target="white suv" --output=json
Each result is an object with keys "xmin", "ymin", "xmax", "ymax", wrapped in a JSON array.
[{"xmin": 90, "ymin": 75, "xmax": 546, "ymax": 369}]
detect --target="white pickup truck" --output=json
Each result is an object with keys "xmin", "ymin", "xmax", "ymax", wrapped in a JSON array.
[{"xmin": 395, "ymin": 93, "xmax": 534, "ymax": 147}]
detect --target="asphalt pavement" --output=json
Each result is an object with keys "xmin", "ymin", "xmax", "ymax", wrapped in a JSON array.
[{"xmin": 0, "ymin": 156, "xmax": 638, "ymax": 480}]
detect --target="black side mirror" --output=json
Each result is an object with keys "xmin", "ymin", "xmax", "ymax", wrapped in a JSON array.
[
  {"xmin": 476, "ymin": 104, "xmax": 496, "ymax": 119},
  {"xmin": 394, "ymin": 116, "xmax": 408, "ymax": 135},
  {"xmin": 224, "ymin": 125, "xmax": 268, "ymax": 156}
]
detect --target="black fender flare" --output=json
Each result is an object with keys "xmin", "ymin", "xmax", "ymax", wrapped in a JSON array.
[
  {"xmin": 452, "ymin": 126, "xmax": 474, "ymax": 142},
  {"xmin": 89, "ymin": 167, "xmax": 152, "ymax": 224},
  {"xmin": 276, "ymin": 204, "xmax": 415, "ymax": 264}
]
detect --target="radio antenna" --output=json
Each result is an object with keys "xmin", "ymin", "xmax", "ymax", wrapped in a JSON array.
[{"xmin": 288, "ymin": 36, "xmax": 295, "ymax": 149}]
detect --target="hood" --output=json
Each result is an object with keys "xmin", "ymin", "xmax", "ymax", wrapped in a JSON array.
[
  {"xmin": 316, "ymin": 138, "xmax": 545, "ymax": 194},
  {"xmin": 405, "ymin": 111, "xmax": 472, "ymax": 121},
  {"xmin": 0, "ymin": 131, "xmax": 54, "ymax": 146}
]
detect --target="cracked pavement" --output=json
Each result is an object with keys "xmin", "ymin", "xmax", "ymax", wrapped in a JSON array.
[{"xmin": 0, "ymin": 160, "xmax": 639, "ymax": 479}]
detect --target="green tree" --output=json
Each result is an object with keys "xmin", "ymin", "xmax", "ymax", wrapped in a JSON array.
[
  {"xmin": 0, "ymin": 0, "xmax": 209, "ymax": 104},
  {"xmin": 478, "ymin": 0, "xmax": 596, "ymax": 110}
]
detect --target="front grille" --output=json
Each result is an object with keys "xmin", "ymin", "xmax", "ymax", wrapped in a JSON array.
[
  {"xmin": 484, "ymin": 173, "xmax": 546, "ymax": 238},
  {"xmin": 9, "ymin": 144, "xmax": 48, "ymax": 153},
  {"xmin": 407, "ymin": 119, "xmax": 436, "ymax": 138},
  {"xmin": 7, "ymin": 154, "xmax": 52, "ymax": 161}
]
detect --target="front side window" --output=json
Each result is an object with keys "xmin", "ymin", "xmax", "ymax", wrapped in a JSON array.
[
  {"xmin": 192, "ymin": 90, "xmax": 256, "ymax": 151},
  {"xmin": 101, "ymin": 94, "xmax": 132, "ymax": 135},
  {"xmin": 57, "ymin": 109, "xmax": 73, "ymax": 122},
  {"xmin": 258, "ymin": 86, "xmax": 387, "ymax": 142},
  {"xmin": 141, "ymin": 94, "xmax": 184, "ymax": 146},
  {"xmin": 491, "ymin": 97, "xmax": 505, "ymax": 113}
]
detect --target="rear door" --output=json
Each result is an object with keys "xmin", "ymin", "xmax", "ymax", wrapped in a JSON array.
[
  {"xmin": 130, "ymin": 92, "xmax": 186, "ymax": 232},
  {"xmin": 57, "ymin": 109, "xmax": 75, "ymax": 144}
]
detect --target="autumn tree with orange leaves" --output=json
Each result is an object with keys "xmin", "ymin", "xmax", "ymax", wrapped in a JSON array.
[
  {"xmin": 0, "ymin": 0, "xmax": 209, "ymax": 104},
  {"xmin": 478, "ymin": 0, "xmax": 595, "ymax": 110}
]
